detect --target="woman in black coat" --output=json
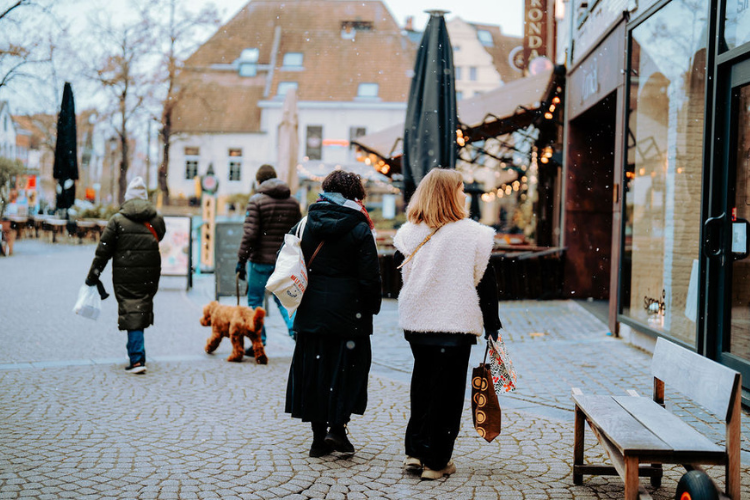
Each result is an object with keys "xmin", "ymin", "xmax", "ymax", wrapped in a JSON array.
[{"xmin": 285, "ymin": 170, "xmax": 382, "ymax": 457}]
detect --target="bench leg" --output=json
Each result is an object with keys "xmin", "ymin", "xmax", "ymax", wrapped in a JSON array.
[
  {"xmin": 726, "ymin": 382, "xmax": 741, "ymax": 499},
  {"xmin": 624, "ymin": 456, "xmax": 640, "ymax": 500},
  {"xmin": 573, "ymin": 405, "xmax": 585, "ymax": 485},
  {"xmin": 649, "ymin": 464, "xmax": 662, "ymax": 488}
]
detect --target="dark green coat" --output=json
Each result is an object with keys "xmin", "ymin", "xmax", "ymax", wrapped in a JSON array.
[{"xmin": 86, "ymin": 199, "xmax": 166, "ymax": 331}]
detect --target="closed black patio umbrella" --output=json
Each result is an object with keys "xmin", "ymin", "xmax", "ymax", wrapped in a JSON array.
[
  {"xmin": 53, "ymin": 82, "xmax": 78, "ymax": 212},
  {"xmin": 402, "ymin": 10, "xmax": 457, "ymax": 202}
]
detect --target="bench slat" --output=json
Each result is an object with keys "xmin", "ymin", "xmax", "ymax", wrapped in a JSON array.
[
  {"xmin": 573, "ymin": 395, "xmax": 670, "ymax": 454},
  {"xmin": 651, "ymin": 338, "xmax": 740, "ymax": 420},
  {"xmin": 613, "ymin": 396, "xmax": 723, "ymax": 454}
]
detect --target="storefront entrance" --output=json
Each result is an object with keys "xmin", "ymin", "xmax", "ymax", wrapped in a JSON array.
[{"xmin": 706, "ymin": 57, "xmax": 750, "ymax": 397}]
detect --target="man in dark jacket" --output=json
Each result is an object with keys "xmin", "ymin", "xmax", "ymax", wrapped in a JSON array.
[
  {"xmin": 86, "ymin": 176, "xmax": 166, "ymax": 374},
  {"xmin": 236, "ymin": 164, "xmax": 301, "ymax": 343}
]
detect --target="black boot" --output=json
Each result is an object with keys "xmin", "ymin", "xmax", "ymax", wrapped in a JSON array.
[
  {"xmin": 309, "ymin": 422, "xmax": 332, "ymax": 458},
  {"xmin": 324, "ymin": 424, "xmax": 354, "ymax": 454}
]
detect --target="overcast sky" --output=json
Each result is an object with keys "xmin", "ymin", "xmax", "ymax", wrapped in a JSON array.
[
  {"xmin": 65, "ymin": 0, "xmax": 524, "ymax": 36},
  {"xmin": 8, "ymin": 0, "xmax": 523, "ymax": 114}
]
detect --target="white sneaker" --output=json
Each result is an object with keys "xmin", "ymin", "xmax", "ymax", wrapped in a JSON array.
[
  {"xmin": 403, "ymin": 456, "xmax": 422, "ymax": 471},
  {"xmin": 125, "ymin": 363, "xmax": 146, "ymax": 374},
  {"xmin": 421, "ymin": 461, "xmax": 456, "ymax": 480}
]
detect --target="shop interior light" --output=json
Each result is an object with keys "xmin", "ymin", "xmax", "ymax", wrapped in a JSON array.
[
  {"xmin": 549, "ymin": 104, "xmax": 556, "ymax": 112},
  {"xmin": 456, "ymin": 129, "xmax": 466, "ymax": 147},
  {"xmin": 544, "ymin": 112, "xmax": 554, "ymax": 119},
  {"xmin": 364, "ymin": 157, "xmax": 371, "ymax": 165},
  {"xmin": 540, "ymin": 157, "xmax": 549, "ymax": 164},
  {"xmin": 639, "ymin": 167, "xmax": 646, "ymax": 176},
  {"xmin": 552, "ymin": 96, "xmax": 560, "ymax": 104}
]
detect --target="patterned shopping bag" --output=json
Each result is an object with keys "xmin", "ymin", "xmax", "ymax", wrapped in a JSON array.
[
  {"xmin": 487, "ymin": 333, "xmax": 517, "ymax": 394},
  {"xmin": 471, "ymin": 345, "xmax": 502, "ymax": 443}
]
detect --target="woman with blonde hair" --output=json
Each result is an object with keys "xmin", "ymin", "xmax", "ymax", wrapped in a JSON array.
[{"xmin": 393, "ymin": 168, "xmax": 501, "ymax": 480}]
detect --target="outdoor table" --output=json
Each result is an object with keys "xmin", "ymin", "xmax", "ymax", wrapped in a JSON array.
[
  {"xmin": 44, "ymin": 218, "xmax": 68, "ymax": 243},
  {"xmin": 32, "ymin": 215, "xmax": 49, "ymax": 238},
  {"xmin": 6, "ymin": 215, "xmax": 29, "ymax": 240},
  {"xmin": 75, "ymin": 220, "xmax": 99, "ymax": 242}
]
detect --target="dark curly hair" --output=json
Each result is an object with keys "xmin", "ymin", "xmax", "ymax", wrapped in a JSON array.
[{"xmin": 321, "ymin": 170, "xmax": 366, "ymax": 201}]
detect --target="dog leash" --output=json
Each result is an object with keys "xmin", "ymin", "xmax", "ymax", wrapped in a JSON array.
[{"xmin": 235, "ymin": 273, "xmax": 241, "ymax": 307}]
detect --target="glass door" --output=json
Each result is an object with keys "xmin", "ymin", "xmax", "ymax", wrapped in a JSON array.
[{"xmin": 707, "ymin": 57, "xmax": 750, "ymax": 391}]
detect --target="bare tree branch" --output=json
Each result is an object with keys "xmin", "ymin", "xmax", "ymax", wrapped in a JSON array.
[{"xmin": 0, "ymin": 0, "xmax": 27, "ymax": 22}]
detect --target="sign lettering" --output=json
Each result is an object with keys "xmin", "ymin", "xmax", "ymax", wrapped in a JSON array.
[{"xmin": 523, "ymin": 0, "xmax": 550, "ymax": 69}]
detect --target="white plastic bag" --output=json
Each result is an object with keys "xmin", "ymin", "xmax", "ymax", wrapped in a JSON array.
[
  {"xmin": 266, "ymin": 217, "xmax": 309, "ymax": 314},
  {"xmin": 73, "ymin": 285, "xmax": 101, "ymax": 320}
]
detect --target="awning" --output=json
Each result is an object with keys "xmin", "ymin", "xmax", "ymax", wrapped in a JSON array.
[{"xmin": 352, "ymin": 66, "xmax": 565, "ymax": 168}]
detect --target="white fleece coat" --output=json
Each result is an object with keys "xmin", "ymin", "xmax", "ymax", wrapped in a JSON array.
[{"xmin": 393, "ymin": 218, "xmax": 495, "ymax": 336}]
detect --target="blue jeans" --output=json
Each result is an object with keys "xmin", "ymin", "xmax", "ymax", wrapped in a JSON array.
[
  {"xmin": 126, "ymin": 329, "xmax": 145, "ymax": 366},
  {"xmin": 246, "ymin": 262, "xmax": 296, "ymax": 343}
]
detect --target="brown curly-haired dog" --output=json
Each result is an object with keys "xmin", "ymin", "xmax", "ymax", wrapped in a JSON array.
[{"xmin": 200, "ymin": 301, "xmax": 267, "ymax": 364}]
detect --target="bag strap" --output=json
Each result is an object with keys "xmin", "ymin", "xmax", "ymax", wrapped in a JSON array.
[
  {"xmin": 295, "ymin": 216, "xmax": 308, "ymax": 239},
  {"xmin": 483, "ymin": 342, "xmax": 490, "ymax": 365},
  {"xmin": 308, "ymin": 241, "xmax": 324, "ymax": 268},
  {"xmin": 143, "ymin": 222, "xmax": 159, "ymax": 240},
  {"xmin": 297, "ymin": 216, "xmax": 324, "ymax": 269},
  {"xmin": 397, "ymin": 227, "xmax": 439, "ymax": 270}
]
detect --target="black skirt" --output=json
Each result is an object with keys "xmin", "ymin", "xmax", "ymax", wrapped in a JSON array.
[{"xmin": 285, "ymin": 333, "xmax": 372, "ymax": 425}]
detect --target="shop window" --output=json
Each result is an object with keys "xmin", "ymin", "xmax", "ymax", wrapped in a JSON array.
[
  {"xmin": 357, "ymin": 83, "xmax": 379, "ymax": 98},
  {"xmin": 282, "ymin": 52, "xmax": 304, "ymax": 68},
  {"xmin": 469, "ymin": 67, "xmax": 477, "ymax": 81},
  {"xmin": 277, "ymin": 81, "xmax": 298, "ymax": 97},
  {"xmin": 455, "ymin": 67, "xmax": 462, "ymax": 81},
  {"xmin": 722, "ymin": 0, "xmax": 749, "ymax": 52},
  {"xmin": 456, "ymin": 91, "xmax": 463, "ymax": 101},
  {"xmin": 306, "ymin": 125, "xmax": 323, "ymax": 160},
  {"xmin": 620, "ymin": 0, "xmax": 709, "ymax": 346}
]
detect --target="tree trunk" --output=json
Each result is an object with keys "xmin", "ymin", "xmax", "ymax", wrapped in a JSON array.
[
  {"xmin": 158, "ymin": 110, "xmax": 171, "ymax": 205},
  {"xmin": 118, "ymin": 92, "xmax": 129, "ymax": 205}
]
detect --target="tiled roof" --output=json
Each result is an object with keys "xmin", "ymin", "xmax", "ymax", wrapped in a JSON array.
[
  {"xmin": 172, "ymin": 81, "xmax": 264, "ymax": 134},
  {"xmin": 469, "ymin": 23, "xmax": 524, "ymax": 83},
  {"xmin": 184, "ymin": 0, "xmax": 415, "ymax": 103}
]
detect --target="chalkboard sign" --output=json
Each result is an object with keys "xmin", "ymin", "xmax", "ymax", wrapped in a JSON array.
[{"xmin": 214, "ymin": 222, "xmax": 245, "ymax": 300}]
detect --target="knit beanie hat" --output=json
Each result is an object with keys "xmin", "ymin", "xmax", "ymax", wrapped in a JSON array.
[
  {"xmin": 256, "ymin": 164, "xmax": 277, "ymax": 184},
  {"xmin": 124, "ymin": 176, "xmax": 148, "ymax": 201}
]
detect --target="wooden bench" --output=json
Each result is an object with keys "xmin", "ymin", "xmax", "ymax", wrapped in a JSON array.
[{"xmin": 572, "ymin": 337, "xmax": 742, "ymax": 499}]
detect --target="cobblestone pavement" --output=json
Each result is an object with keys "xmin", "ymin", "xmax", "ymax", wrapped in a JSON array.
[{"xmin": 1, "ymin": 239, "xmax": 749, "ymax": 499}]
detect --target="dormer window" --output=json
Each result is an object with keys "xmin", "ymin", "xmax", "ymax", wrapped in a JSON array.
[
  {"xmin": 282, "ymin": 52, "xmax": 304, "ymax": 68},
  {"xmin": 238, "ymin": 48, "xmax": 259, "ymax": 77},
  {"xmin": 277, "ymin": 81, "xmax": 298, "ymax": 97},
  {"xmin": 341, "ymin": 20, "xmax": 373, "ymax": 39},
  {"xmin": 477, "ymin": 30, "xmax": 493, "ymax": 46},
  {"xmin": 357, "ymin": 83, "xmax": 379, "ymax": 98}
]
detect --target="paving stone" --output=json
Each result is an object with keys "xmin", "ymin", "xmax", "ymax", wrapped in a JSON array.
[{"xmin": 1, "ymin": 240, "xmax": 749, "ymax": 499}]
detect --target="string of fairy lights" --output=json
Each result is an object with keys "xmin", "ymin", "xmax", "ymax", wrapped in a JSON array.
[{"xmin": 296, "ymin": 162, "xmax": 401, "ymax": 194}]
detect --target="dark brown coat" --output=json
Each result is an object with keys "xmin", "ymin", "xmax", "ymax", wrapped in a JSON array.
[{"xmin": 238, "ymin": 178, "xmax": 301, "ymax": 265}]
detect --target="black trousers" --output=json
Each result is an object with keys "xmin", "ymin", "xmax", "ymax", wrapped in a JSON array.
[{"xmin": 404, "ymin": 342, "xmax": 472, "ymax": 470}]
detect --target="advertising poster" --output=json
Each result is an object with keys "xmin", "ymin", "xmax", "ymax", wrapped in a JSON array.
[{"xmin": 160, "ymin": 216, "xmax": 191, "ymax": 277}]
